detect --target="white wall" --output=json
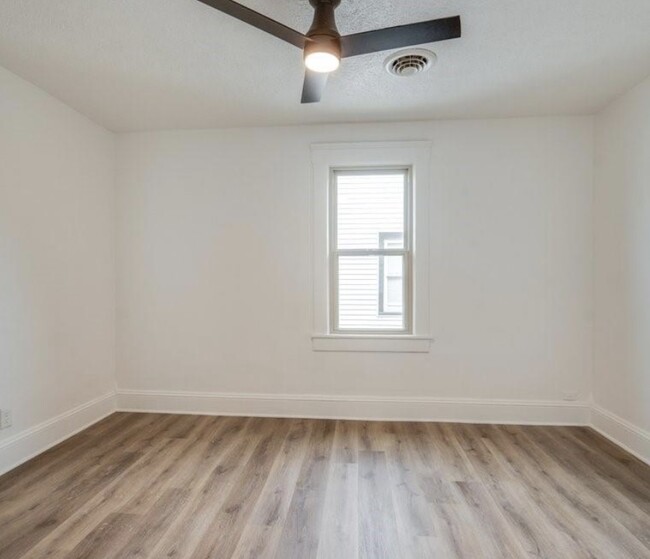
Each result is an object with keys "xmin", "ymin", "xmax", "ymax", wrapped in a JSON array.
[
  {"xmin": 116, "ymin": 117, "xmax": 594, "ymax": 417},
  {"xmin": 594, "ymin": 76, "xmax": 650, "ymax": 444},
  {"xmin": 0, "ymin": 66, "xmax": 116, "ymax": 470}
]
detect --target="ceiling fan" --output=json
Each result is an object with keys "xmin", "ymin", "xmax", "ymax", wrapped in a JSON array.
[{"xmin": 196, "ymin": 0, "xmax": 461, "ymax": 103}]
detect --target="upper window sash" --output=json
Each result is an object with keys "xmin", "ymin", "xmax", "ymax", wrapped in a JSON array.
[{"xmin": 330, "ymin": 167, "xmax": 411, "ymax": 251}]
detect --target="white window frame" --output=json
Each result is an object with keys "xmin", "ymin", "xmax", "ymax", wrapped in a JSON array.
[
  {"xmin": 329, "ymin": 167, "xmax": 412, "ymax": 334},
  {"xmin": 311, "ymin": 141, "xmax": 432, "ymax": 352}
]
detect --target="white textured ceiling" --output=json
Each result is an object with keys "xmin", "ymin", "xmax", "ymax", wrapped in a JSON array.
[{"xmin": 1, "ymin": 0, "xmax": 650, "ymax": 131}]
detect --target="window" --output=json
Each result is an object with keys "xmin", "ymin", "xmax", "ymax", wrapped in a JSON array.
[
  {"xmin": 311, "ymin": 142, "xmax": 431, "ymax": 352},
  {"xmin": 330, "ymin": 169, "xmax": 411, "ymax": 333}
]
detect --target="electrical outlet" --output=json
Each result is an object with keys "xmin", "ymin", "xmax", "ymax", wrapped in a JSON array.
[{"xmin": 0, "ymin": 409, "xmax": 12, "ymax": 429}]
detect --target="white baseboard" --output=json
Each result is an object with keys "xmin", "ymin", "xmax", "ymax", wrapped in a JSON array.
[
  {"xmin": 117, "ymin": 389, "xmax": 590, "ymax": 426},
  {"xmin": 3, "ymin": 389, "xmax": 648, "ymax": 477},
  {"xmin": 590, "ymin": 405, "xmax": 650, "ymax": 466},
  {"xmin": 0, "ymin": 392, "xmax": 117, "ymax": 476}
]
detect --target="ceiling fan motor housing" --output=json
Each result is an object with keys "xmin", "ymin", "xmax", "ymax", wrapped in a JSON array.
[{"xmin": 305, "ymin": 0, "xmax": 342, "ymax": 60}]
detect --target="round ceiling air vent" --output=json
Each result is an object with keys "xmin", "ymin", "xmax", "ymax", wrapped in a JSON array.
[{"xmin": 384, "ymin": 48, "xmax": 436, "ymax": 77}]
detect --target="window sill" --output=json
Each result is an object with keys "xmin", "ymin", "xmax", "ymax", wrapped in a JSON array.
[{"xmin": 311, "ymin": 335, "xmax": 432, "ymax": 353}]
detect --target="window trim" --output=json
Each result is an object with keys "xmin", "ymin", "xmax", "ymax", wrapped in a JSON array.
[
  {"xmin": 329, "ymin": 167, "xmax": 412, "ymax": 334},
  {"xmin": 310, "ymin": 141, "xmax": 432, "ymax": 353}
]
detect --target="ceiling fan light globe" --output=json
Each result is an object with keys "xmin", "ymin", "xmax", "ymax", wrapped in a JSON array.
[{"xmin": 305, "ymin": 51, "xmax": 340, "ymax": 73}]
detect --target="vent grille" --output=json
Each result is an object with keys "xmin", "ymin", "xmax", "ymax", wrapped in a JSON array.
[{"xmin": 385, "ymin": 49, "xmax": 435, "ymax": 77}]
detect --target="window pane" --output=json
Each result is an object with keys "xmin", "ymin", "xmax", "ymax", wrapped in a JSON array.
[
  {"xmin": 337, "ymin": 255, "xmax": 404, "ymax": 331},
  {"xmin": 336, "ymin": 171, "xmax": 405, "ymax": 249}
]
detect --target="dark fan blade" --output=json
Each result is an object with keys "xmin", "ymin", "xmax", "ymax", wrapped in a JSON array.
[
  {"xmin": 196, "ymin": 0, "xmax": 306, "ymax": 48},
  {"xmin": 301, "ymin": 70, "xmax": 328, "ymax": 104},
  {"xmin": 340, "ymin": 15, "xmax": 461, "ymax": 58}
]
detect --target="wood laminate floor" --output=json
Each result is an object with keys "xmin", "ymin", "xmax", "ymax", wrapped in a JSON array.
[{"xmin": 1, "ymin": 413, "xmax": 649, "ymax": 559}]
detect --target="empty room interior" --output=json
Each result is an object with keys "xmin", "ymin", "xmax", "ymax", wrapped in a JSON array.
[{"xmin": 1, "ymin": 0, "xmax": 650, "ymax": 557}]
